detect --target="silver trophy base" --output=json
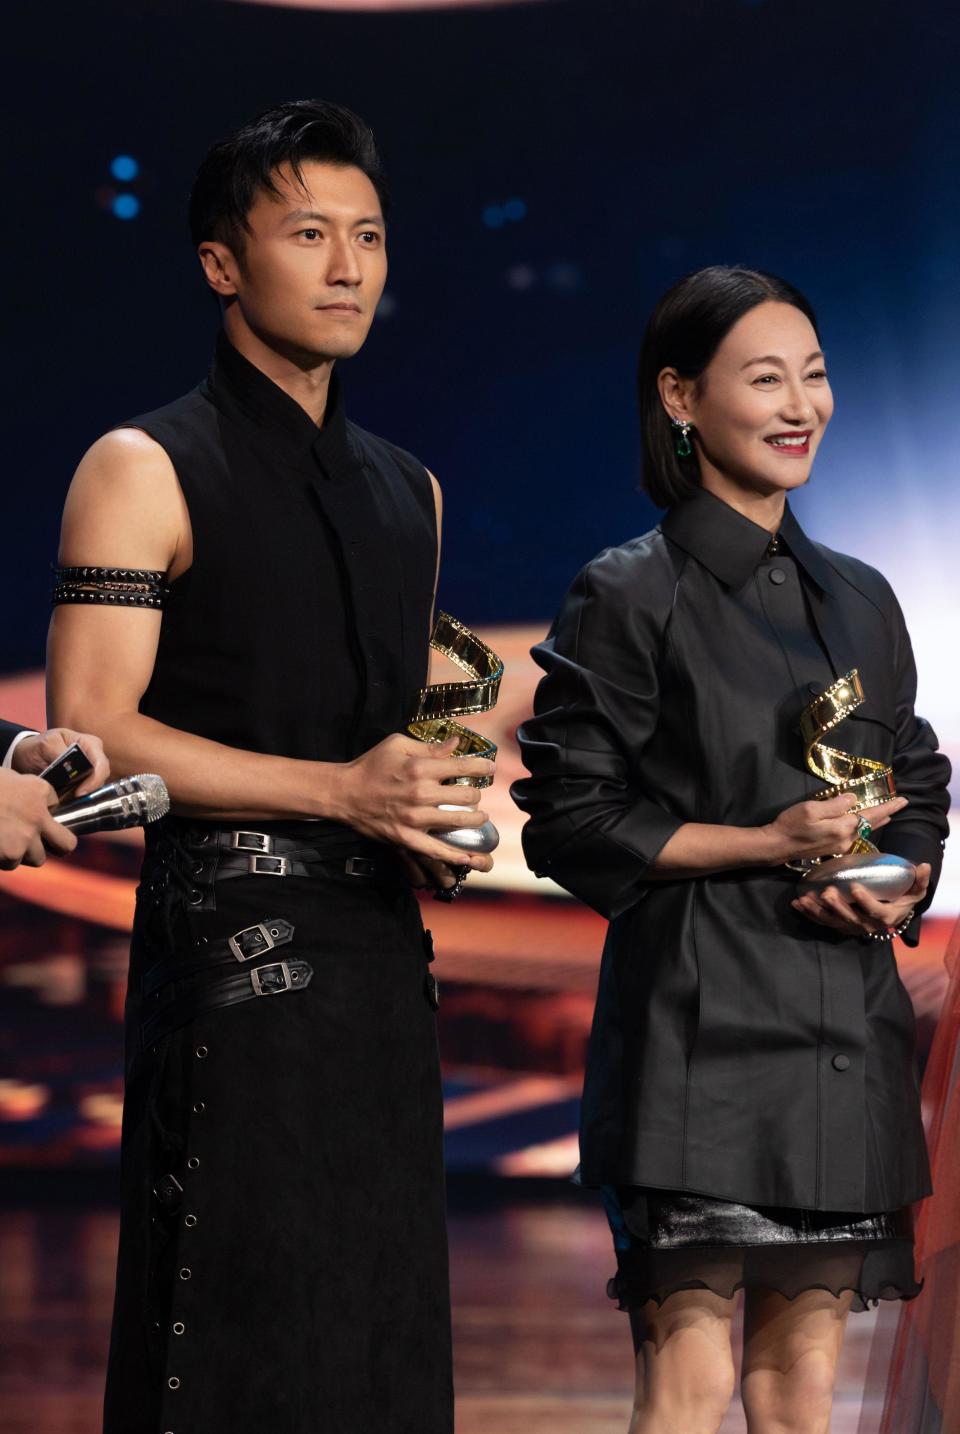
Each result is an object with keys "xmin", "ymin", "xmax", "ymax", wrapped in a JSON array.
[
  {"xmin": 801, "ymin": 852, "xmax": 916, "ymax": 901},
  {"xmin": 430, "ymin": 804, "xmax": 501, "ymax": 855}
]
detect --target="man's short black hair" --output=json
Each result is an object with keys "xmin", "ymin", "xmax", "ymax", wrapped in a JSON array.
[{"xmin": 188, "ymin": 98, "xmax": 389, "ymax": 254}]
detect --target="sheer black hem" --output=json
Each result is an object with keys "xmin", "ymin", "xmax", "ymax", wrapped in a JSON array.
[{"xmin": 607, "ymin": 1239, "xmax": 921, "ymax": 1315}]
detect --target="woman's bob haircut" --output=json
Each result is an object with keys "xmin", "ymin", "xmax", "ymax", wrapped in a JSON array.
[{"xmin": 638, "ymin": 265, "xmax": 821, "ymax": 509}]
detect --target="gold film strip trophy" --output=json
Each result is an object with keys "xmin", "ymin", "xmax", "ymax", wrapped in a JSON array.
[
  {"xmin": 408, "ymin": 613, "xmax": 504, "ymax": 900},
  {"xmin": 793, "ymin": 669, "xmax": 915, "ymax": 900}
]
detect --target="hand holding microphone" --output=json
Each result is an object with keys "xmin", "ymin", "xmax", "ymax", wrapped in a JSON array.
[
  {"xmin": 51, "ymin": 773, "xmax": 170, "ymax": 834},
  {"xmin": 36, "ymin": 741, "xmax": 168, "ymax": 834},
  {"xmin": 0, "ymin": 769, "xmax": 77, "ymax": 869},
  {"xmin": 12, "ymin": 727, "xmax": 110, "ymax": 795}
]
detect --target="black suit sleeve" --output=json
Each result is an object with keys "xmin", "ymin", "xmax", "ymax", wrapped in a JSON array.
[
  {"xmin": 510, "ymin": 552, "xmax": 683, "ymax": 919},
  {"xmin": 876, "ymin": 590, "xmax": 952, "ymax": 946},
  {"xmin": 0, "ymin": 719, "xmax": 30, "ymax": 765}
]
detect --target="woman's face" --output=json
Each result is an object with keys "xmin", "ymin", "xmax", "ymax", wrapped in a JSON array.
[{"xmin": 667, "ymin": 300, "xmax": 834, "ymax": 498}]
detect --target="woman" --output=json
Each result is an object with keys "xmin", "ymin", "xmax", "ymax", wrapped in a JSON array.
[{"xmin": 511, "ymin": 266, "xmax": 951, "ymax": 1434}]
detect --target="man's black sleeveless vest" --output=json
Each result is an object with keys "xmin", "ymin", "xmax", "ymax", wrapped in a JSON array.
[{"xmin": 123, "ymin": 333, "xmax": 437, "ymax": 762}]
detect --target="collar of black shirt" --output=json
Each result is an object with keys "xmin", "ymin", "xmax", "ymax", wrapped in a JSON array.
[
  {"xmin": 660, "ymin": 488, "xmax": 835, "ymax": 593},
  {"xmin": 207, "ymin": 331, "xmax": 362, "ymax": 482}
]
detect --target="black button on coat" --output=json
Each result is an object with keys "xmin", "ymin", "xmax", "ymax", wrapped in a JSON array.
[{"xmin": 512, "ymin": 490, "xmax": 951, "ymax": 1213}]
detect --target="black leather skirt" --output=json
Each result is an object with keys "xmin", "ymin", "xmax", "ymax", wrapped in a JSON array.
[{"xmin": 603, "ymin": 1186, "xmax": 921, "ymax": 1314}]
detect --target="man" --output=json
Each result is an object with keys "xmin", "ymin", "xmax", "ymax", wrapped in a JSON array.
[
  {"xmin": 48, "ymin": 100, "xmax": 492, "ymax": 1433},
  {"xmin": 0, "ymin": 721, "xmax": 108, "ymax": 868}
]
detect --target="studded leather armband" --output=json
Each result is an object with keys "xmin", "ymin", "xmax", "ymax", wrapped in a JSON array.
[{"xmin": 52, "ymin": 565, "xmax": 169, "ymax": 610}]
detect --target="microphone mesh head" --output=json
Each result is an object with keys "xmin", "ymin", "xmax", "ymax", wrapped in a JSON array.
[{"xmin": 130, "ymin": 774, "xmax": 171, "ymax": 823}]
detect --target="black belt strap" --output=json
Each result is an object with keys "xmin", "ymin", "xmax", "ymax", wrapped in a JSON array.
[
  {"xmin": 141, "ymin": 917, "xmax": 296, "ymax": 997},
  {"xmin": 141, "ymin": 957, "xmax": 313, "ymax": 1049},
  {"xmin": 184, "ymin": 829, "xmax": 387, "ymax": 884}
]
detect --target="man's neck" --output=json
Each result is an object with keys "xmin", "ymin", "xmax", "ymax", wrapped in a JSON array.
[{"xmin": 222, "ymin": 311, "xmax": 334, "ymax": 427}]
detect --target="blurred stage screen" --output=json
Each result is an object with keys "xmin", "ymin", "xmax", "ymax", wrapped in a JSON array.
[{"xmin": 1, "ymin": 0, "xmax": 958, "ymax": 1180}]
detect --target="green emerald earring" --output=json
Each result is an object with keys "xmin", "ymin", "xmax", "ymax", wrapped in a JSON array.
[{"xmin": 672, "ymin": 418, "xmax": 693, "ymax": 459}]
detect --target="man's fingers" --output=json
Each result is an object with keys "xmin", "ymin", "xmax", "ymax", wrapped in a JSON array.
[
  {"xmin": 431, "ymin": 759, "xmax": 495, "ymax": 784},
  {"xmin": 401, "ymin": 828, "xmax": 492, "ymax": 869},
  {"xmin": 417, "ymin": 781, "xmax": 481, "ymax": 807},
  {"xmin": 395, "ymin": 850, "xmax": 430, "ymax": 889},
  {"xmin": 74, "ymin": 739, "xmax": 110, "ymax": 796},
  {"xmin": 23, "ymin": 836, "xmax": 48, "ymax": 868},
  {"xmin": 39, "ymin": 814, "xmax": 78, "ymax": 857},
  {"xmin": 419, "ymin": 805, "xmax": 488, "ymax": 831}
]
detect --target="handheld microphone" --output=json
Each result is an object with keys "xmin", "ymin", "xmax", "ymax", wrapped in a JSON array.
[{"xmin": 51, "ymin": 774, "xmax": 170, "ymax": 834}]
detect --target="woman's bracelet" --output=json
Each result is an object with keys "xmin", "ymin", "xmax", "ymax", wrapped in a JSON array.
[{"xmin": 866, "ymin": 908, "xmax": 916, "ymax": 942}]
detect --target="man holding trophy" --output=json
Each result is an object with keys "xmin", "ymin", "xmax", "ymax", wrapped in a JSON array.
[
  {"xmin": 514, "ymin": 267, "xmax": 950, "ymax": 1434},
  {"xmin": 47, "ymin": 100, "xmax": 499, "ymax": 1434}
]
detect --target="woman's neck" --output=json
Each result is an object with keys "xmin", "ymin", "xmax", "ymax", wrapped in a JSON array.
[{"xmin": 699, "ymin": 469, "xmax": 787, "ymax": 534}]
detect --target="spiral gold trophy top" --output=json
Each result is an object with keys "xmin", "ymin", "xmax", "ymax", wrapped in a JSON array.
[
  {"xmin": 799, "ymin": 669, "xmax": 896, "ymax": 828},
  {"xmin": 408, "ymin": 613, "xmax": 504, "ymax": 854},
  {"xmin": 794, "ymin": 670, "xmax": 914, "ymax": 898}
]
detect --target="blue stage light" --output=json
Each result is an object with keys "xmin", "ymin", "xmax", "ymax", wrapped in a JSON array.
[
  {"xmin": 483, "ymin": 204, "xmax": 505, "ymax": 229},
  {"xmin": 112, "ymin": 194, "xmax": 141, "ymax": 220},
  {"xmin": 503, "ymin": 198, "xmax": 527, "ymax": 221},
  {"xmin": 110, "ymin": 155, "xmax": 140, "ymax": 182}
]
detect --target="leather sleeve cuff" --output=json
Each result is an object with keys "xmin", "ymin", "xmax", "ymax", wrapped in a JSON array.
[{"xmin": 525, "ymin": 800, "xmax": 684, "ymax": 920}]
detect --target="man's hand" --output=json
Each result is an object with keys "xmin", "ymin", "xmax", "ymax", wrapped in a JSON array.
[
  {"xmin": 330, "ymin": 733, "xmax": 495, "ymax": 872},
  {"xmin": 397, "ymin": 852, "xmax": 469, "ymax": 892},
  {"xmin": 0, "ymin": 770, "xmax": 78, "ymax": 870},
  {"xmin": 12, "ymin": 728, "xmax": 110, "ymax": 796},
  {"xmin": 792, "ymin": 863, "xmax": 931, "ymax": 939}
]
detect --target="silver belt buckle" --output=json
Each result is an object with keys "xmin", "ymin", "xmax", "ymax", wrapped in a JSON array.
[
  {"xmin": 228, "ymin": 922, "xmax": 276, "ymax": 962},
  {"xmin": 250, "ymin": 961, "xmax": 293, "ymax": 997},
  {"xmin": 248, "ymin": 854, "xmax": 290, "ymax": 877},
  {"xmin": 231, "ymin": 831, "xmax": 274, "ymax": 854}
]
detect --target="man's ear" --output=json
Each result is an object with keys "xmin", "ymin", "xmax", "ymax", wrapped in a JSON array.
[{"xmin": 197, "ymin": 240, "xmax": 241, "ymax": 298}]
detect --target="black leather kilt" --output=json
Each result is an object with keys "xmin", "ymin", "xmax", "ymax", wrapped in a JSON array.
[{"xmin": 103, "ymin": 817, "xmax": 452, "ymax": 1434}]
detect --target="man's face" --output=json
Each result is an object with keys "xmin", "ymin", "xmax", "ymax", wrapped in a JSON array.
[{"xmin": 212, "ymin": 160, "xmax": 387, "ymax": 361}]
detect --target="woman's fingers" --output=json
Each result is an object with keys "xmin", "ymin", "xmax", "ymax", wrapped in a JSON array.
[
  {"xmin": 793, "ymin": 886, "xmax": 886, "ymax": 936},
  {"xmin": 817, "ymin": 883, "xmax": 886, "ymax": 934},
  {"xmin": 904, "ymin": 863, "xmax": 932, "ymax": 900},
  {"xmin": 792, "ymin": 899, "xmax": 859, "ymax": 935}
]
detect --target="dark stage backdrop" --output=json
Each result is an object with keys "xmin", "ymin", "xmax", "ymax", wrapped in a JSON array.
[{"xmin": 1, "ymin": 0, "xmax": 957, "ymax": 1176}]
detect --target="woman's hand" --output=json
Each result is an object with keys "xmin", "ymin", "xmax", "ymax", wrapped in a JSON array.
[
  {"xmin": 761, "ymin": 791, "xmax": 909, "ymax": 866},
  {"xmin": 792, "ymin": 863, "xmax": 930, "ymax": 939}
]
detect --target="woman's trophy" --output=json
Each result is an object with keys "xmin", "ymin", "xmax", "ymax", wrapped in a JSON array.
[{"xmin": 792, "ymin": 670, "xmax": 915, "ymax": 900}]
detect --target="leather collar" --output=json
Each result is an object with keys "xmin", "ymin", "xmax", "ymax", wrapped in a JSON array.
[{"xmin": 660, "ymin": 488, "xmax": 834, "ymax": 593}]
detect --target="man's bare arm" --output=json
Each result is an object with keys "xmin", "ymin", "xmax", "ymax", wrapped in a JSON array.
[{"xmin": 48, "ymin": 434, "xmax": 494, "ymax": 866}]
